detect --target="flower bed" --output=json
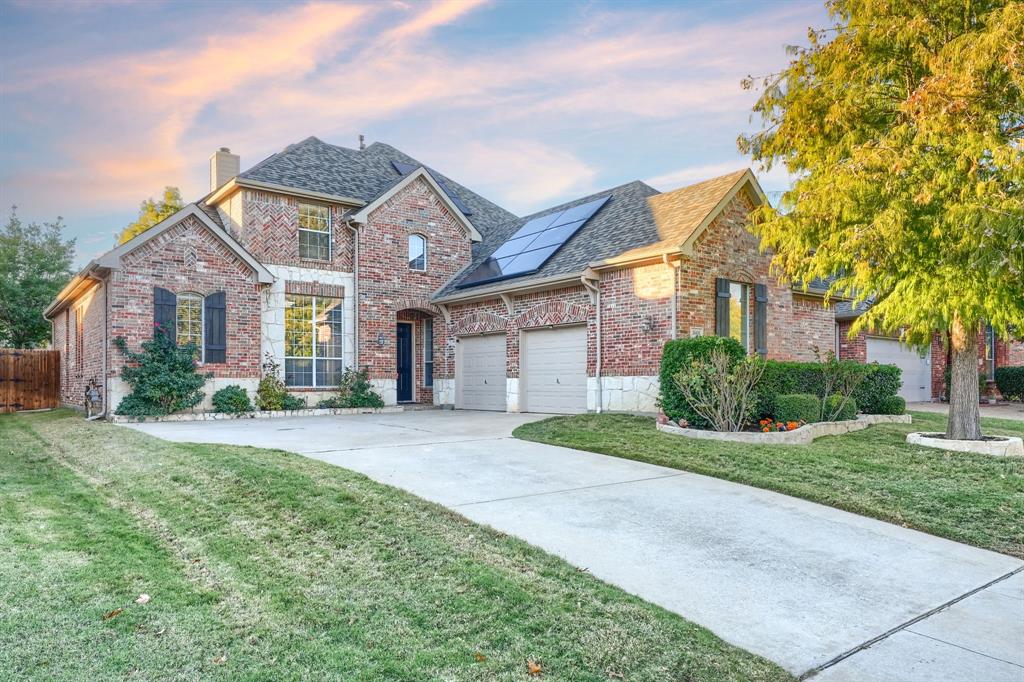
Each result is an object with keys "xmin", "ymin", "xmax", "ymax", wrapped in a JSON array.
[
  {"xmin": 110, "ymin": 406, "xmax": 404, "ymax": 424},
  {"xmin": 656, "ymin": 414, "xmax": 912, "ymax": 445}
]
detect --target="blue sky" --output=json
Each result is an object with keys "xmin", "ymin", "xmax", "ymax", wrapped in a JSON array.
[{"xmin": 0, "ymin": 0, "xmax": 828, "ymax": 266}]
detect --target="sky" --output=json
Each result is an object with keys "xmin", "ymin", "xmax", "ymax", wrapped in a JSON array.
[{"xmin": 0, "ymin": 0, "xmax": 829, "ymax": 267}]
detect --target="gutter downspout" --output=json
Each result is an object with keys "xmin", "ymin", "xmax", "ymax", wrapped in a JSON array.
[
  {"xmin": 87, "ymin": 273, "xmax": 108, "ymax": 421},
  {"xmin": 581, "ymin": 271, "xmax": 601, "ymax": 413},
  {"xmin": 345, "ymin": 219, "xmax": 360, "ymax": 370},
  {"xmin": 663, "ymin": 254, "xmax": 679, "ymax": 340}
]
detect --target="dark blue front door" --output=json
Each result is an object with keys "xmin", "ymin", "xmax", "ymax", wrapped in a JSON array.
[{"xmin": 396, "ymin": 323, "xmax": 413, "ymax": 402}]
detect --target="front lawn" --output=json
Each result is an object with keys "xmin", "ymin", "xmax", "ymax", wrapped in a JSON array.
[
  {"xmin": 514, "ymin": 411, "xmax": 1024, "ymax": 558},
  {"xmin": 0, "ymin": 410, "xmax": 789, "ymax": 681}
]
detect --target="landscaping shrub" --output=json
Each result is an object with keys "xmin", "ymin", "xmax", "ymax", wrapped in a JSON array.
[
  {"xmin": 774, "ymin": 394, "xmax": 821, "ymax": 424},
  {"xmin": 211, "ymin": 385, "xmax": 253, "ymax": 414},
  {"xmin": 671, "ymin": 351, "xmax": 764, "ymax": 432},
  {"xmin": 995, "ymin": 366, "xmax": 1024, "ymax": 402},
  {"xmin": 874, "ymin": 395, "xmax": 906, "ymax": 415},
  {"xmin": 853, "ymin": 364, "xmax": 901, "ymax": 414},
  {"xmin": 756, "ymin": 360, "xmax": 897, "ymax": 417},
  {"xmin": 113, "ymin": 329, "xmax": 210, "ymax": 416},
  {"xmin": 317, "ymin": 368, "xmax": 385, "ymax": 409},
  {"xmin": 659, "ymin": 336, "xmax": 746, "ymax": 428},
  {"xmin": 255, "ymin": 353, "xmax": 305, "ymax": 411},
  {"xmin": 824, "ymin": 394, "xmax": 858, "ymax": 421}
]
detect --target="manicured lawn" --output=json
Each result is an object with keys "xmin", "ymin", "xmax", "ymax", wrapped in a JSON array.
[
  {"xmin": 0, "ymin": 410, "xmax": 790, "ymax": 681},
  {"xmin": 514, "ymin": 411, "xmax": 1024, "ymax": 559}
]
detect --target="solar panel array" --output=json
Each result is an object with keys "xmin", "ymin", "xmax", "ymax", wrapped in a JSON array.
[
  {"xmin": 391, "ymin": 161, "xmax": 473, "ymax": 216},
  {"xmin": 457, "ymin": 196, "xmax": 610, "ymax": 288}
]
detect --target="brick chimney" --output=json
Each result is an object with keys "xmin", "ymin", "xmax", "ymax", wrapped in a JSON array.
[{"xmin": 209, "ymin": 147, "xmax": 240, "ymax": 192}]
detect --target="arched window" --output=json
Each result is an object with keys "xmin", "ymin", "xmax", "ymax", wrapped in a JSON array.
[
  {"xmin": 176, "ymin": 292, "xmax": 204, "ymax": 355},
  {"xmin": 408, "ymin": 234, "xmax": 427, "ymax": 271}
]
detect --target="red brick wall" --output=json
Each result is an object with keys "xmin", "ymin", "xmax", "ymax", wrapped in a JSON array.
[
  {"xmin": 600, "ymin": 265, "xmax": 673, "ymax": 376},
  {"xmin": 238, "ymin": 189, "xmax": 355, "ymax": 271},
  {"xmin": 52, "ymin": 279, "xmax": 107, "ymax": 408},
  {"xmin": 837, "ymin": 320, "xmax": 867, "ymax": 362},
  {"xmin": 357, "ymin": 176, "xmax": 474, "ymax": 384},
  {"xmin": 108, "ymin": 215, "xmax": 264, "ymax": 386}
]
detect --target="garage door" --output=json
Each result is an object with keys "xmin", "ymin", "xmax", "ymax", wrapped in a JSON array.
[
  {"xmin": 866, "ymin": 337, "xmax": 931, "ymax": 403},
  {"xmin": 522, "ymin": 325, "xmax": 587, "ymax": 413},
  {"xmin": 456, "ymin": 334, "xmax": 507, "ymax": 411}
]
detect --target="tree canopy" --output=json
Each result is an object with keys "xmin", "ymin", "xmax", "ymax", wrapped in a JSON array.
[
  {"xmin": 0, "ymin": 208, "xmax": 76, "ymax": 348},
  {"xmin": 739, "ymin": 0, "xmax": 1024, "ymax": 345},
  {"xmin": 117, "ymin": 186, "xmax": 184, "ymax": 245}
]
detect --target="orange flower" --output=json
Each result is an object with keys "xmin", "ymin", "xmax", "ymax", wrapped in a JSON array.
[
  {"xmin": 787, "ymin": 421, "xmax": 799, "ymax": 430},
  {"xmin": 762, "ymin": 426, "xmax": 770, "ymax": 432}
]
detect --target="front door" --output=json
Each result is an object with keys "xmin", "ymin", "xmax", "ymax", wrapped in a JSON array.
[{"xmin": 396, "ymin": 323, "xmax": 413, "ymax": 402}]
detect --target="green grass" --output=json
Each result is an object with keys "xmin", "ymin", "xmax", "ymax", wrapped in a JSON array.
[
  {"xmin": 0, "ymin": 410, "xmax": 790, "ymax": 681},
  {"xmin": 514, "ymin": 411, "xmax": 1024, "ymax": 559}
]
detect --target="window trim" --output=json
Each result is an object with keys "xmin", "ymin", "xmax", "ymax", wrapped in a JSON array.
[
  {"xmin": 408, "ymin": 233, "xmax": 427, "ymax": 271},
  {"xmin": 284, "ymin": 294, "xmax": 344, "ymax": 388},
  {"xmin": 298, "ymin": 202, "xmax": 332, "ymax": 262},
  {"xmin": 176, "ymin": 291, "xmax": 205, "ymax": 363},
  {"xmin": 423, "ymin": 317, "xmax": 434, "ymax": 388}
]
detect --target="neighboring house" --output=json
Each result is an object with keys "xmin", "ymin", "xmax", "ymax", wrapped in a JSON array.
[{"xmin": 48, "ymin": 136, "xmax": 903, "ymax": 416}]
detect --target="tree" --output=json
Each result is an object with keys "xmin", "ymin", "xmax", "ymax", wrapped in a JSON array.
[
  {"xmin": 739, "ymin": 0, "xmax": 1024, "ymax": 440},
  {"xmin": 117, "ymin": 186, "xmax": 183, "ymax": 244},
  {"xmin": 0, "ymin": 208, "xmax": 75, "ymax": 348}
]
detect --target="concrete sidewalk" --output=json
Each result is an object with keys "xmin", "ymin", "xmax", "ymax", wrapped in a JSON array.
[
  {"xmin": 909, "ymin": 401, "xmax": 1024, "ymax": 422},
  {"xmin": 129, "ymin": 411, "xmax": 1024, "ymax": 680}
]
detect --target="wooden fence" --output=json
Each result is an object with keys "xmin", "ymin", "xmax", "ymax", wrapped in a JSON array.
[{"xmin": 0, "ymin": 349, "xmax": 60, "ymax": 413}]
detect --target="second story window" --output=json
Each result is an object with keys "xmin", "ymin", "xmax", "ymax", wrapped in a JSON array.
[
  {"xmin": 408, "ymin": 233, "xmax": 427, "ymax": 271},
  {"xmin": 298, "ymin": 203, "xmax": 331, "ymax": 261}
]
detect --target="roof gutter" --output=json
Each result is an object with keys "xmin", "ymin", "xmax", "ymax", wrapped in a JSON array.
[
  {"xmin": 44, "ymin": 260, "xmax": 104, "ymax": 319},
  {"xmin": 432, "ymin": 272, "xmax": 584, "ymax": 306},
  {"xmin": 206, "ymin": 177, "xmax": 365, "ymax": 208}
]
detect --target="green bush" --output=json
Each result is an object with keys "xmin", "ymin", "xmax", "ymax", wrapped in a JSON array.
[
  {"xmin": 659, "ymin": 336, "xmax": 746, "ymax": 428},
  {"xmin": 756, "ymin": 360, "xmax": 897, "ymax": 417},
  {"xmin": 774, "ymin": 394, "xmax": 821, "ymax": 424},
  {"xmin": 255, "ymin": 354, "xmax": 306, "ymax": 411},
  {"xmin": 824, "ymin": 394, "xmax": 858, "ymax": 421},
  {"xmin": 211, "ymin": 385, "xmax": 253, "ymax": 414},
  {"xmin": 854, "ymin": 364, "xmax": 901, "ymax": 413},
  {"xmin": 318, "ymin": 368, "xmax": 385, "ymax": 409},
  {"xmin": 995, "ymin": 366, "xmax": 1024, "ymax": 401},
  {"xmin": 874, "ymin": 395, "xmax": 906, "ymax": 415},
  {"xmin": 113, "ymin": 331, "xmax": 210, "ymax": 416}
]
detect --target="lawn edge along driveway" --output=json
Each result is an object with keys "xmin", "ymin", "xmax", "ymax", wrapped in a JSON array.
[
  {"xmin": 0, "ymin": 410, "xmax": 790, "ymax": 682},
  {"xmin": 513, "ymin": 410, "xmax": 1024, "ymax": 558}
]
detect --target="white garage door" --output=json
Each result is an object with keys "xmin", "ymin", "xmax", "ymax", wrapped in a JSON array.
[
  {"xmin": 522, "ymin": 325, "xmax": 587, "ymax": 413},
  {"xmin": 866, "ymin": 337, "xmax": 932, "ymax": 403},
  {"xmin": 456, "ymin": 334, "xmax": 507, "ymax": 411}
]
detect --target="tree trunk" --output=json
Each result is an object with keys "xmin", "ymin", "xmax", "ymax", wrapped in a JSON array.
[{"xmin": 947, "ymin": 315, "xmax": 982, "ymax": 440}]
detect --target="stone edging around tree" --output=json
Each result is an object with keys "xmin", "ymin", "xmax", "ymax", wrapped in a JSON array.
[
  {"xmin": 656, "ymin": 414, "xmax": 912, "ymax": 445},
  {"xmin": 906, "ymin": 432, "xmax": 1024, "ymax": 457},
  {"xmin": 110, "ymin": 406, "xmax": 405, "ymax": 424}
]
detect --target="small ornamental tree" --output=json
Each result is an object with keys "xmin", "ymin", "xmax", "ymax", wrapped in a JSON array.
[
  {"xmin": 113, "ymin": 325, "xmax": 210, "ymax": 416},
  {"xmin": 739, "ymin": 0, "xmax": 1024, "ymax": 440}
]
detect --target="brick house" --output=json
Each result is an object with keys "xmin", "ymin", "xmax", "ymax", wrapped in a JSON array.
[{"xmin": 48, "ymin": 135, "xmax": 916, "ymax": 416}]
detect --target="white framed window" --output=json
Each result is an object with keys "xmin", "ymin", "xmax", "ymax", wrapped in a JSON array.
[
  {"xmin": 298, "ymin": 203, "xmax": 331, "ymax": 261},
  {"xmin": 176, "ymin": 292, "xmax": 204, "ymax": 360},
  {"xmin": 284, "ymin": 294, "xmax": 344, "ymax": 387},
  {"xmin": 423, "ymin": 317, "xmax": 434, "ymax": 387},
  {"xmin": 727, "ymin": 281, "xmax": 749, "ymax": 351},
  {"xmin": 408, "ymin": 233, "xmax": 427, "ymax": 271}
]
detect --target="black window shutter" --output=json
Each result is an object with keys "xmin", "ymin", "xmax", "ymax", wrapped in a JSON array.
[
  {"xmin": 204, "ymin": 291, "xmax": 227, "ymax": 363},
  {"xmin": 754, "ymin": 283, "xmax": 768, "ymax": 357},
  {"xmin": 154, "ymin": 287, "xmax": 176, "ymax": 340},
  {"xmin": 715, "ymin": 278, "xmax": 731, "ymax": 337}
]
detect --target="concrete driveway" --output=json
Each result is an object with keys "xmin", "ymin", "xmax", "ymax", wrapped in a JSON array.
[{"xmin": 129, "ymin": 410, "xmax": 1024, "ymax": 680}]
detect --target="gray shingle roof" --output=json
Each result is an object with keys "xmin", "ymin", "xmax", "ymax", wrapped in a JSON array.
[
  {"xmin": 434, "ymin": 181, "xmax": 661, "ymax": 300},
  {"xmin": 238, "ymin": 137, "xmax": 517, "ymax": 239}
]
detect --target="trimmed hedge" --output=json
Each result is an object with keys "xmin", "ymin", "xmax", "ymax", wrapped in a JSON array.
[
  {"xmin": 774, "ymin": 394, "xmax": 820, "ymax": 424},
  {"xmin": 659, "ymin": 336, "xmax": 746, "ymax": 428},
  {"xmin": 824, "ymin": 394, "xmax": 858, "ymax": 421},
  {"xmin": 874, "ymin": 395, "xmax": 906, "ymax": 415},
  {"xmin": 212, "ymin": 385, "xmax": 254, "ymax": 414},
  {"xmin": 995, "ymin": 366, "xmax": 1024, "ymax": 402},
  {"xmin": 755, "ymin": 360, "xmax": 901, "ymax": 417}
]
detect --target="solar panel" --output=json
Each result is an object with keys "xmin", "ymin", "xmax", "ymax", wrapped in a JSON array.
[
  {"xmin": 391, "ymin": 161, "xmax": 473, "ymax": 216},
  {"xmin": 457, "ymin": 195, "xmax": 610, "ymax": 288}
]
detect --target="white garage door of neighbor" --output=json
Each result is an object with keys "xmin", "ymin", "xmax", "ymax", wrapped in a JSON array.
[
  {"xmin": 523, "ymin": 325, "xmax": 587, "ymax": 414},
  {"xmin": 456, "ymin": 334, "xmax": 507, "ymax": 411},
  {"xmin": 866, "ymin": 337, "xmax": 932, "ymax": 403}
]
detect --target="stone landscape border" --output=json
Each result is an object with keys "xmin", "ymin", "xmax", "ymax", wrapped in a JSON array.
[
  {"xmin": 111, "ymin": 406, "xmax": 404, "ymax": 424},
  {"xmin": 906, "ymin": 432, "xmax": 1024, "ymax": 457},
  {"xmin": 656, "ymin": 414, "xmax": 912, "ymax": 445}
]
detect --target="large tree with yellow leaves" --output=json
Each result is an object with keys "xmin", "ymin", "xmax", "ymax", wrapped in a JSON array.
[{"xmin": 740, "ymin": 0, "xmax": 1024, "ymax": 439}]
